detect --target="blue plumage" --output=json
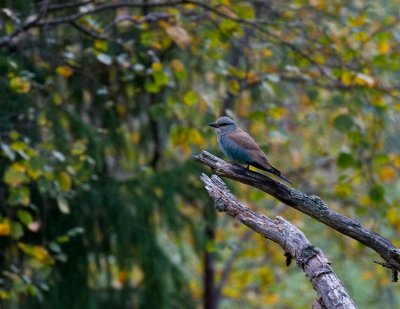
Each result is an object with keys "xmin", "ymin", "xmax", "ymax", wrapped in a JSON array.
[
  {"xmin": 209, "ymin": 116, "xmax": 291, "ymax": 184},
  {"xmin": 218, "ymin": 134, "xmax": 252, "ymax": 163}
]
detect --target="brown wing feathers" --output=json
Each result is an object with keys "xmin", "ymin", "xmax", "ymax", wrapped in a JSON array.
[{"xmin": 227, "ymin": 128, "xmax": 292, "ymax": 184}]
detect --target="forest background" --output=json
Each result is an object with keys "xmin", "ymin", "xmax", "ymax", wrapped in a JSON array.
[{"xmin": 0, "ymin": 0, "xmax": 399, "ymax": 308}]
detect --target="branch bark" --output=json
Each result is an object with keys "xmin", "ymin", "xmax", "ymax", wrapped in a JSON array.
[
  {"xmin": 194, "ymin": 151, "xmax": 400, "ymax": 280},
  {"xmin": 200, "ymin": 173, "xmax": 357, "ymax": 309}
]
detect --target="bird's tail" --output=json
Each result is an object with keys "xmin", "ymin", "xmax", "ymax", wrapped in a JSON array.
[
  {"xmin": 266, "ymin": 165, "xmax": 293, "ymax": 185},
  {"xmin": 250, "ymin": 161, "xmax": 293, "ymax": 184}
]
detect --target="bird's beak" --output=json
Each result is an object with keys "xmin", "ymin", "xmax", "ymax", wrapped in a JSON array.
[{"xmin": 208, "ymin": 122, "xmax": 218, "ymax": 128}]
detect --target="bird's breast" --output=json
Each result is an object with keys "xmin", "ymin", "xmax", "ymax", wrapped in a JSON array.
[{"xmin": 219, "ymin": 134, "xmax": 251, "ymax": 163}]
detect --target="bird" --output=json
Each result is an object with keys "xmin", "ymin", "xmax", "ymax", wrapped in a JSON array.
[{"xmin": 209, "ymin": 116, "xmax": 292, "ymax": 184}]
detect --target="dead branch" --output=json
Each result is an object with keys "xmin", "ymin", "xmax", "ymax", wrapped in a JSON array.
[
  {"xmin": 200, "ymin": 174, "xmax": 357, "ymax": 309},
  {"xmin": 194, "ymin": 151, "xmax": 400, "ymax": 280}
]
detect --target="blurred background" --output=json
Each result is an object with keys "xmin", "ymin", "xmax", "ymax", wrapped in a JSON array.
[{"xmin": 0, "ymin": 0, "xmax": 399, "ymax": 308}]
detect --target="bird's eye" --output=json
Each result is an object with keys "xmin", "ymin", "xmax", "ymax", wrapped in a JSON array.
[{"xmin": 219, "ymin": 123, "xmax": 229, "ymax": 126}]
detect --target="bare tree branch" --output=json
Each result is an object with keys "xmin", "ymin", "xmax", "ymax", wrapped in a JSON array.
[
  {"xmin": 200, "ymin": 173, "xmax": 357, "ymax": 309},
  {"xmin": 194, "ymin": 151, "xmax": 400, "ymax": 280}
]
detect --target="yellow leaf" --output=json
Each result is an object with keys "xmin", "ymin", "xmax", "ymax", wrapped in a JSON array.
[
  {"xmin": 220, "ymin": 0, "xmax": 232, "ymax": 5},
  {"xmin": 152, "ymin": 62, "xmax": 163, "ymax": 72},
  {"xmin": 354, "ymin": 31, "xmax": 368, "ymax": 42},
  {"xmin": 348, "ymin": 15, "xmax": 366, "ymax": 27},
  {"xmin": 94, "ymin": 39, "xmax": 108, "ymax": 52},
  {"xmin": 0, "ymin": 222, "xmax": 11, "ymax": 236},
  {"xmin": 361, "ymin": 270, "xmax": 374, "ymax": 281},
  {"xmin": 309, "ymin": 0, "xmax": 326, "ymax": 9},
  {"xmin": 270, "ymin": 106, "xmax": 287, "ymax": 120},
  {"xmin": 32, "ymin": 246, "xmax": 51, "ymax": 263},
  {"xmin": 371, "ymin": 96, "xmax": 386, "ymax": 108},
  {"xmin": 183, "ymin": 91, "xmax": 198, "ymax": 106},
  {"xmin": 0, "ymin": 290, "xmax": 10, "ymax": 299},
  {"xmin": 19, "ymin": 243, "xmax": 53, "ymax": 264},
  {"xmin": 341, "ymin": 71, "xmax": 374, "ymax": 87},
  {"xmin": 10, "ymin": 141, "xmax": 26, "ymax": 152},
  {"xmin": 10, "ymin": 131, "xmax": 19, "ymax": 140},
  {"xmin": 58, "ymin": 171, "xmax": 72, "ymax": 191},
  {"xmin": 170, "ymin": 59, "xmax": 185, "ymax": 72},
  {"xmin": 379, "ymin": 166, "xmax": 396, "ymax": 182},
  {"xmin": 72, "ymin": 140, "xmax": 87, "ymax": 155},
  {"xmin": 387, "ymin": 207, "xmax": 398, "ymax": 225},
  {"xmin": 264, "ymin": 293, "xmax": 280, "ymax": 305},
  {"xmin": 335, "ymin": 183, "xmax": 352, "ymax": 197},
  {"xmin": 228, "ymin": 79, "xmax": 240, "ymax": 94},
  {"xmin": 246, "ymin": 71, "xmax": 259, "ymax": 85},
  {"xmin": 359, "ymin": 195, "xmax": 371, "ymax": 207},
  {"xmin": 130, "ymin": 132, "xmax": 140, "ymax": 143},
  {"xmin": 183, "ymin": 3, "xmax": 196, "ymax": 10},
  {"xmin": 223, "ymin": 286, "xmax": 240, "ymax": 299},
  {"xmin": 132, "ymin": 267, "xmax": 143, "ymax": 284},
  {"xmin": 9, "ymin": 75, "xmax": 31, "ymax": 93},
  {"xmin": 118, "ymin": 271, "xmax": 128, "ymax": 284},
  {"xmin": 166, "ymin": 25, "xmax": 191, "ymax": 49},
  {"xmin": 262, "ymin": 48, "xmax": 273, "ymax": 57},
  {"xmin": 189, "ymin": 129, "xmax": 205, "ymax": 148},
  {"xmin": 354, "ymin": 73, "xmax": 374, "ymax": 87},
  {"xmin": 341, "ymin": 71, "xmax": 353, "ymax": 85},
  {"xmin": 56, "ymin": 65, "xmax": 74, "ymax": 78},
  {"xmin": 393, "ymin": 154, "xmax": 400, "ymax": 168},
  {"xmin": 11, "ymin": 162, "xmax": 26, "ymax": 173},
  {"xmin": 377, "ymin": 40, "xmax": 391, "ymax": 54},
  {"xmin": 4, "ymin": 162, "xmax": 28, "ymax": 187}
]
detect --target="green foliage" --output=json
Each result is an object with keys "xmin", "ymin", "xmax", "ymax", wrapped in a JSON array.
[{"xmin": 0, "ymin": 0, "xmax": 399, "ymax": 308}]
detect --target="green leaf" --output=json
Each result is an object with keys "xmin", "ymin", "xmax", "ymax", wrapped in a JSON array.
[
  {"xmin": 234, "ymin": 3, "xmax": 255, "ymax": 19},
  {"xmin": 183, "ymin": 91, "xmax": 198, "ymax": 106},
  {"xmin": 8, "ymin": 187, "xmax": 30, "ymax": 206},
  {"xmin": 219, "ymin": 19, "xmax": 237, "ymax": 33},
  {"xmin": 58, "ymin": 171, "xmax": 72, "ymax": 191},
  {"xmin": 153, "ymin": 71, "xmax": 169, "ymax": 87},
  {"xmin": 337, "ymin": 152, "xmax": 354, "ymax": 168},
  {"xmin": 334, "ymin": 114, "xmax": 354, "ymax": 132},
  {"xmin": 150, "ymin": 103, "xmax": 166, "ymax": 119},
  {"xmin": 11, "ymin": 222, "xmax": 24, "ymax": 240},
  {"xmin": 369, "ymin": 185, "xmax": 385, "ymax": 202},
  {"xmin": 57, "ymin": 236, "xmax": 70, "ymax": 243},
  {"xmin": 17, "ymin": 210, "xmax": 33, "ymax": 225},
  {"xmin": 248, "ymin": 111, "xmax": 265, "ymax": 121},
  {"xmin": 145, "ymin": 80, "xmax": 160, "ymax": 93},
  {"xmin": 206, "ymin": 240, "xmax": 216, "ymax": 253},
  {"xmin": 3, "ymin": 166, "xmax": 28, "ymax": 187},
  {"xmin": 373, "ymin": 154, "xmax": 389, "ymax": 165}
]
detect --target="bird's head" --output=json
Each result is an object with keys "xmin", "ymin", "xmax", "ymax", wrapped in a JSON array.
[{"xmin": 208, "ymin": 116, "xmax": 237, "ymax": 133}]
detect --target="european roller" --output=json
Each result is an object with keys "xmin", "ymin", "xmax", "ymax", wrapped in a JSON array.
[{"xmin": 209, "ymin": 116, "xmax": 291, "ymax": 184}]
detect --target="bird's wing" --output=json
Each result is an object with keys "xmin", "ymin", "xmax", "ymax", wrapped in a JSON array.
[
  {"xmin": 227, "ymin": 128, "xmax": 261, "ymax": 151},
  {"xmin": 227, "ymin": 129, "xmax": 273, "ymax": 170}
]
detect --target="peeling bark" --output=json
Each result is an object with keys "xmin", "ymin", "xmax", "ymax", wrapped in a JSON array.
[
  {"xmin": 194, "ymin": 151, "xmax": 400, "ymax": 279},
  {"xmin": 200, "ymin": 174, "xmax": 357, "ymax": 309}
]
